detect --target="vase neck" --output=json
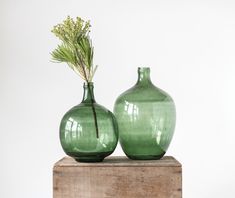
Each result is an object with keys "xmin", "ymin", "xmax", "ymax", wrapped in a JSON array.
[
  {"xmin": 82, "ymin": 82, "xmax": 96, "ymax": 103},
  {"xmin": 137, "ymin": 67, "xmax": 152, "ymax": 85}
]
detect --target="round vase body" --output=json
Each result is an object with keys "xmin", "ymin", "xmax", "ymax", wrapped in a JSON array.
[
  {"xmin": 114, "ymin": 68, "xmax": 176, "ymax": 160},
  {"xmin": 60, "ymin": 83, "xmax": 118, "ymax": 162}
]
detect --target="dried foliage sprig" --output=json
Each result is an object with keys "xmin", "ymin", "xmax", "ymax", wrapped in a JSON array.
[
  {"xmin": 51, "ymin": 16, "xmax": 98, "ymax": 82},
  {"xmin": 51, "ymin": 16, "xmax": 99, "ymax": 138}
]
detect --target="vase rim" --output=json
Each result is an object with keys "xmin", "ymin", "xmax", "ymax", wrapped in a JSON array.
[
  {"xmin": 138, "ymin": 67, "xmax": 150, "ymax": 71},
  {"xmin": 83, "ymin": 82, "xmax": 94, "ymax": 87}
]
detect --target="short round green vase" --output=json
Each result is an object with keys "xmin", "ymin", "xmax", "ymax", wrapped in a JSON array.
[
  {"xmin": 60, "ymin": 83, "xmax": 118, "ymax": 162},
  {"xmin": 114, "ymin": 67, "xmax": 176, "ymax": 160}
]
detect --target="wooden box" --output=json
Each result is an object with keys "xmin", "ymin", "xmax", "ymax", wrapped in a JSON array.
[{"xmin": 53, "ymin": 156, "xmax": 182, "ymax": 198}]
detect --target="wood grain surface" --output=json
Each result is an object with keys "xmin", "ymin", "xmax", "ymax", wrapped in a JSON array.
[{"xmin": 53, "ymin": 156, "xmax": 182, "ymax": 198}]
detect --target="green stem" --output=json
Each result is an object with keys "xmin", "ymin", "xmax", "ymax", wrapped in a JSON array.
[
  {"xmin": 80, "ymin": 64, "xmax": 99, "ymax": 139},
  {"xmin": 88, "ymin": 84, "xmax": 99, "ymax": 138}
]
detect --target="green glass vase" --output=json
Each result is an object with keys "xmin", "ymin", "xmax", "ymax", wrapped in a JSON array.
[
  {"xmin": 60, "ymin": 82, "xmax": 118, "ymax": 162},
  {"xmin": 114, "ymin": 67, "xmax": 176, "ymax": 160}
]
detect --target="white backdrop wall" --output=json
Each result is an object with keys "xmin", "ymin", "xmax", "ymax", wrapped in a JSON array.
[{"xmin": 1, "ymin": 0, "xmax": 235, "ymax": 197}]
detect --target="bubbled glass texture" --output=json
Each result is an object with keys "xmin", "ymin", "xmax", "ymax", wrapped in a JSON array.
[
  {"xmin": 60, "ymin": 83, "xmax": 118, "ymax": 162},
  {"xmin": 114, "ymin": 68, "xmax": 176, "ymax": 160}
]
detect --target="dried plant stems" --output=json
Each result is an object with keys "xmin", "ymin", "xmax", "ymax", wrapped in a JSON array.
[{"xmin": 51, "ymin": 16, "xmax": 99, "ymax": 138}]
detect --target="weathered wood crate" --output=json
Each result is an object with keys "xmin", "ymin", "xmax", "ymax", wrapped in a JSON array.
[{"xmin": 53, "ymin": 156, "xmax": 182, "ymax": 198}]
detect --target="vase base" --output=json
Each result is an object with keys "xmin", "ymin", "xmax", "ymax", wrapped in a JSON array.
[
  {"xmin": 127, "ymin": 153, "xmax": 165, "ymax": 160},
  {"xmin": 66, "ymin": 151, "xmax": 114, "ymax": 163},
  {"xmin": 75, "ymin": 157, "xmax": 104, "ymax": 163}
]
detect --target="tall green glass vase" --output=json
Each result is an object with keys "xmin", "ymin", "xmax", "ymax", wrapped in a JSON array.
[
  {"xmin": 60, "ymin": 83, "xmax": 118, "ymax": 162},
  {"xmin": 114, "ymin": 67, "xmax": 176, "ymax": 160}
]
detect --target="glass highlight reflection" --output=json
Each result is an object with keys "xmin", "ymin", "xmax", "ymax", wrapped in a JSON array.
[
  {"xmin": 60, "ymin": 83, "xmax": 118, "ymax": 162},
  {"xmin": 114, "ymin": 68, "xmax": 176, "ymax": 160}
]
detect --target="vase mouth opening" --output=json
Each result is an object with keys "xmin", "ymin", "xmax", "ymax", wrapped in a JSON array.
[
  {"xmin": 138, "ymin": 67, "xmax": 150, "ymax": 72},
  {"xmin": 83, "ymin": 82, "xmax": 94, "ymax": 87},
  {"xmin": 138, "ymin": 67, "xmax": 150, "ymax": 73}
]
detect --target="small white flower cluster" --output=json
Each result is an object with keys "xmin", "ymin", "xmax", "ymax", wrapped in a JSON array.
[{"xmin": 51, "ymin": 16, "xmax": 97, "ymax": 82}]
